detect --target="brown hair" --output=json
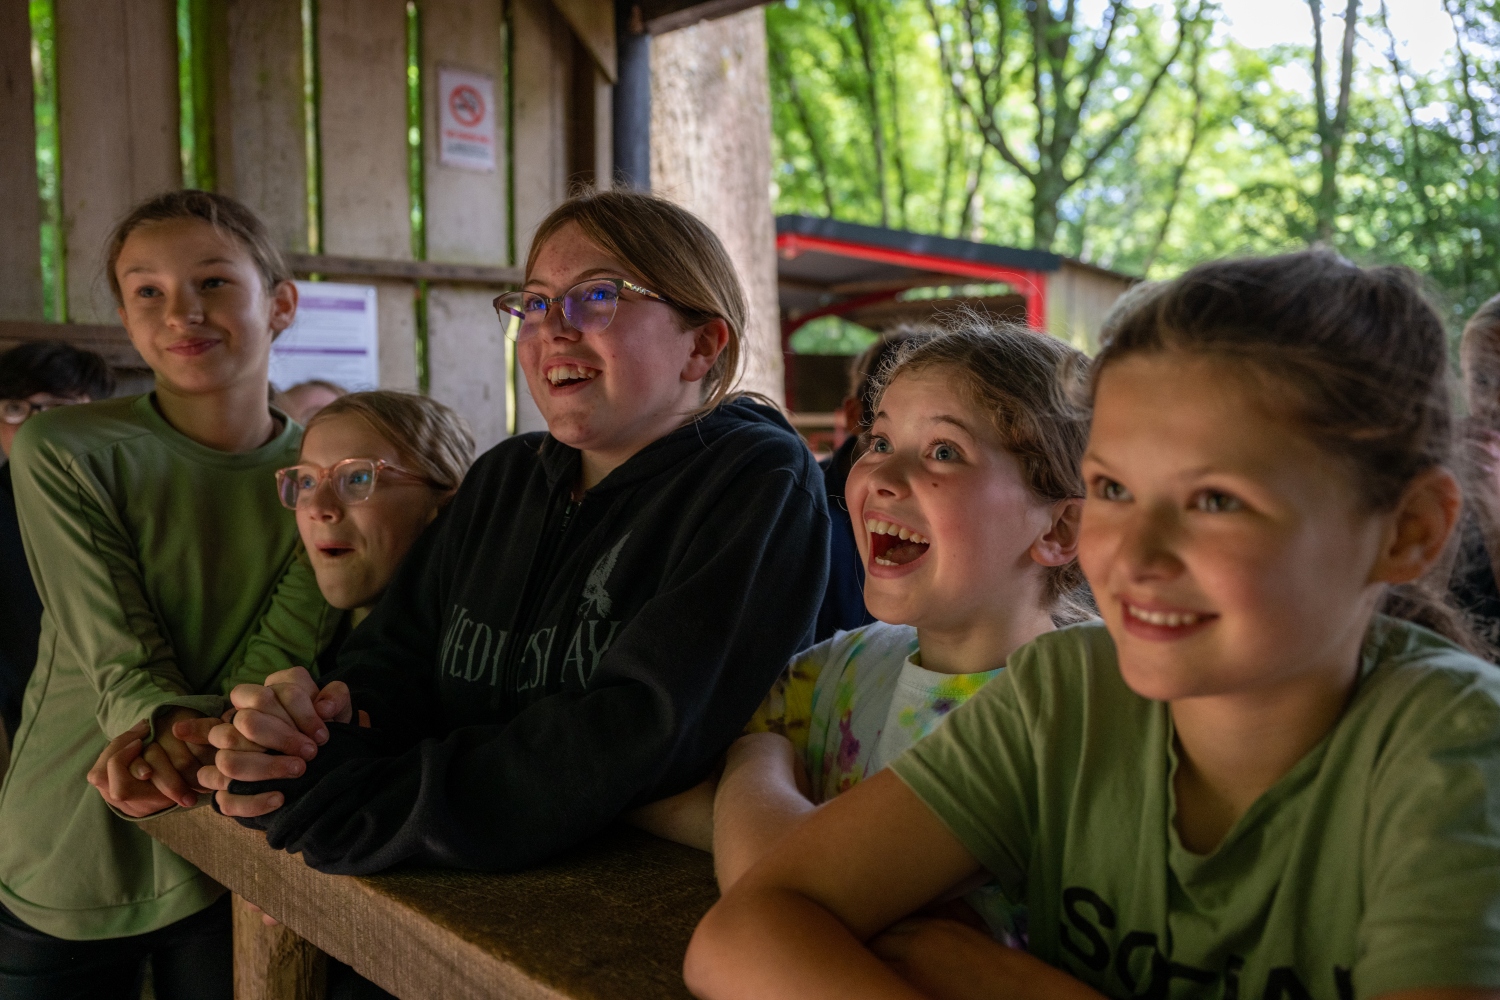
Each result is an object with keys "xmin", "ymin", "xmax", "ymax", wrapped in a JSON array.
[
  {"xmin": 106, "ymin": 190, "xmax": 291, "ymax": 304},
  {"xmin": 847, "ymin": 332, "xmax": 915, "ymax": 429},
  {"xmin": 306, "ymin": 391, "xmax": 476, "ymax": 495},
  {"xmin": 524, "ymin": 189, "xmax": 746, "ymax": 410},
  {"xmin": 1461, "ymin": 294, "xmax": 1500, "ymax": 433},
  {"xmin": 1093, "ymin": 249, "xmax": 1481, "ymax": 652},
  {"xmin": 869, "ymin": 316, "xmax": 1092, "ymax": 617}
]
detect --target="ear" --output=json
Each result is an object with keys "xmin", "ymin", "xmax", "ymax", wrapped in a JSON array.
[
  {"xmin": 268, "ymin": 280, "xmax": 300, "ymax": 339},
  {"xmin": 1030, "ymin": 497, "xmax": 1083, "ymax": 568},
  {"xmin": 1369, "ymin": 466, "xmax": 1462, "ymax": 586},
  {"xmin": 837, "ymin": 396, "xmax": 864, "ymax": 436},
  {"xmin": 681, "ymin": 318, "xmax": 730, "ymax": 383}
]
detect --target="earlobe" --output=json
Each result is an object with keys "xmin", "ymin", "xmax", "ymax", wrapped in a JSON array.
[
  {"xmin": 1031, "ymin": 498, "xmax": 1083, "ymax": 568},
  {"xmin": 1370, "ymin": 467, "xmax": 1461, "ymax": 586}
]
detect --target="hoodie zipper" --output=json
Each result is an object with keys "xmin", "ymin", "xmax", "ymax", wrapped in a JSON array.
[{"xmin": 499, "ymin": 492, "xmax": 582, "ymax": 702}]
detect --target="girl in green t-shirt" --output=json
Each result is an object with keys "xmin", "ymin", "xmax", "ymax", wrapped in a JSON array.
[
  {"xmin": 0, "ymin": 191, "xmax": 336, "ymax": 998},
  {"xmin": 687, "ymin": 251, "xmax": 1500, "ymax": 1000}
]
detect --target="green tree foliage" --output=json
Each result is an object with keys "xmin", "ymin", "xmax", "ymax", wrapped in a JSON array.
[{"xmin": 767, "ymin": 0, "xmax": 1500, "ymax": 319}]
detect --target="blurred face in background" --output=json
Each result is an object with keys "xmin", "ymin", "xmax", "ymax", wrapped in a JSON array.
[{"xmin": 1, "ymin": 392, "xmax": 93, "ymax": 459}]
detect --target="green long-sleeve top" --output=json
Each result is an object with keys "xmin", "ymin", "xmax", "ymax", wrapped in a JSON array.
[{"xmin": 0, "ymin": 394, "xmax": 339, "ymax": 940}]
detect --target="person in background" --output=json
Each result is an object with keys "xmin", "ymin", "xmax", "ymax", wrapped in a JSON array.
[
  {"xmin": 1451, "ymin": 293, "xmax": 1500, "ymax": 651},
  {"xmin": 0, "ymin": 190, "xmax": 338, "ymax": 999},
  {"xmin": 274, "ymin": 379, "xmax": 347, "ymax": 426},
  {"xmin": 815, "ymin": 334, "xmax": 909, "ymax": 641},
  {"xmin": 0, "ymin": 342, "xmax": 115, "ymax": 742}
]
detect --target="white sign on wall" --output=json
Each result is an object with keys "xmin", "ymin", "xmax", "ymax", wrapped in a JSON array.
[
  {"xmin": 269, "ymin": 282, "xmax": 380, "ymax": 392},
  {"xmin": 438, "ymin": 67, "xmax": 497, "ymax": 172}
]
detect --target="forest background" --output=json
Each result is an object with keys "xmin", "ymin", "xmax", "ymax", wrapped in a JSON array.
[{"xmin": 768, "ymin": 0, "xmax": 1499, "ymax": 349}]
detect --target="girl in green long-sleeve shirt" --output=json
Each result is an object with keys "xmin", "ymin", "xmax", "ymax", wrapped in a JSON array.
[{"xmin": 0, "ymin": 191, "xmax": 338, "ymax": 999}]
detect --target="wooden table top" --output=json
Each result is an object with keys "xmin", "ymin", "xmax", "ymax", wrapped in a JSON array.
[{"xmin": 142, "ymin": 807, "xmax": 718, "ymax": 1000}]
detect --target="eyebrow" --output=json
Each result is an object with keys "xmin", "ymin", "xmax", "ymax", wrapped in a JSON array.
[{"xmin": 121, "ymin": 256, "xmax": 239, "ymax": 277}]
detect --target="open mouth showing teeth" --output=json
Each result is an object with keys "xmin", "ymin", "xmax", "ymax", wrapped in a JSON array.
[
  {"xmin": 547, "ymin": 364, "xmax": 599, "ymax": 387},
  {"xmin": 866, "ymin": 518, "xmax": 931, "ymax": 567},
  {"xmin": 1124, "ymin": 603, "xmax": 1213, "ymax": 628}
]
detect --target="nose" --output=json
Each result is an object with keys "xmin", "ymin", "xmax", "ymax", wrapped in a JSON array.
[
  {"xmin": 302, "ymin": 478, "xmax": 345, "ymax": 523},
  {"xmin": 1116, "ymin": 501, "xmax": 1184, "ymax": 582},
  {"xmin": 163, "ymin": 284, "xmax": 205, "ymax": 331},
  {"xmin": 864, "ymin": 450, "xmax": 914, "ymax": 499},
  {"xmin": 535, "ymin": 299, "xmax": 581, "ymax": 341}
]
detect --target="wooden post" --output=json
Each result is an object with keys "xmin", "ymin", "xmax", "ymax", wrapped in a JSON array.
[
  {"xmin": 55, "ymin": 0, "xmax": 181, "ymax": 324},
  {"xmin": 0, "ymin": 0, "xmax": 44, "ymax": 322},
  {"xmin": 217, "ymin": 0, "xmax": 310, "ymax": 255},
  {"xmin": 233, "ymin": 894, "xmax": 327, "ymax": 1000},
  {"xmin": 422, "ymin": 0, "xmax": 511, "ymax": 452},
  {"xmin": 651, "ymin": 9, "xmax": 781, "ymax": 402},
  {"xmin": 318, "ymin": 0, "xmax": 418, "ymax": 391}
]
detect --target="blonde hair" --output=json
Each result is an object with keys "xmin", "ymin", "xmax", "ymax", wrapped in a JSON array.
[
  {"xmin": 525, "ymin": 189, "xmax": 746, "ymax": 409},
  {"xmin": 869, "ymin": 317, "xmax": 1092, "ymax": 616},
  {"xmin": 306, "ymin": 391, "xmax": 476, "ymax": 494}
]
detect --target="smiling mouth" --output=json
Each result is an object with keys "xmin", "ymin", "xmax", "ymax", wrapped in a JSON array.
[
  {"xmin": 546, "ymin": 364, "xmax": 599, "ymax": 388},
  {"xmin": 866, "ymin": 518, "xmax": 931, "ymax": 567},
  {"xmin": 1122, "ymin": 602, "xmax": 1215, "ymax": 629},
  {"xmin": 165, "ymin": 338, "xmax": 218, "ymax": 356}
]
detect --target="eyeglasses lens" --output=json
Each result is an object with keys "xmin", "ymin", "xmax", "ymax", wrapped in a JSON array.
[
  {"xmin": 334, "ymin": 461, "xmax": 378, "ymax": 504},
  {"xmin": 561, "ymin": 282, "xmax": 620, "ymax": 334}
]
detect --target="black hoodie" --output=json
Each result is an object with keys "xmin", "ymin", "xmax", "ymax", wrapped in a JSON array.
[{"xmin": 229, "ymin": 400, "xmax": 830, "ymax": 875}]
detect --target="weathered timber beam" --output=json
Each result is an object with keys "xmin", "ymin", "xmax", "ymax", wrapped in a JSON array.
[
  {"xmin": 641, "ymin": 0, "xmax": 766, "ymax": 35},
  {"xmin": 284, "ymin": 254, "xmax": 523, "ymax": 288},
  {"xmin": 0, "ymin": 321, "xmax": 144, "ymax": 369},
  {"xmin": 141, "ymin": 807, "xmax": 716, "ymax": 1000}
]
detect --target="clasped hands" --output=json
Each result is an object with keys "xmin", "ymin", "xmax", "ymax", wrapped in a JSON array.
[{"xmin": 87, "ymin": 667, "xmax": 368, "ymax": 820}]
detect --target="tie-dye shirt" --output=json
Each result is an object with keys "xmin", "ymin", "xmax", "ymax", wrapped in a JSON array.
[{"xmin": 746, "ymin": 622, "xmax": 1000, "ymax": 803}]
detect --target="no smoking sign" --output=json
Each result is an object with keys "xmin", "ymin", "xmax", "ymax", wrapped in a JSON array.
[{"xmin": 438, "ymin": 68, "xmax": 495, "ymax": 172}]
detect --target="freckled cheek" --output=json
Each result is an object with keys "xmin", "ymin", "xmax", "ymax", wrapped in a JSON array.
[{"xmin": 845, "ymin": 471, "xmax": 873, "ymax": 563}]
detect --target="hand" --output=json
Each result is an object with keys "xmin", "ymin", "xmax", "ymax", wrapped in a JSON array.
[
  {"xmin": 199, "ymin": 687, "xmax": 369, "ymax": 819},
  {"xmin": 227, "ymin": 667, "xmax": 354, "ymax": 759},
  {"xmin": 86, "ymin": 708, "xmax": 212, "ymax": 815}
]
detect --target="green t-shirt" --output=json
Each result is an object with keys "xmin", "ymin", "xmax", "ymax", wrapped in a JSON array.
[
  {"xmin": 891, "ymin": 617, "xmax": 1500, "ymax": 999},
  {"xmin": 0, "ymin": 394, "xmax": 340, "ymax": 940}
]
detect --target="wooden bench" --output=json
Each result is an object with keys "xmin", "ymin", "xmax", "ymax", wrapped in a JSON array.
[{"xmin": 141, "ymin": 808, "xmax": 717, "ymax": 1000}]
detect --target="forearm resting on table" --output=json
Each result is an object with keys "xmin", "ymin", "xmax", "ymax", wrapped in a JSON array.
[
  {"xmin": 628, "ymin": 780, "xmax": 717, "ymax": 852},
  {"xmin": 712, "ymin": 732, "xmax": 818, "ymax": 890}
]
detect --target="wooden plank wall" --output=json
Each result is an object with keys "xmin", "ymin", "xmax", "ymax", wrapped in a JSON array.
[
  {"xmin": 56, "ymin": 0, "xmax": 181, "ymax": 324},
  {"xmin": 218, "ymin": 0, "xmax": 309, "ymax": 255},
  {"xmin": 3, "ymin": 0, "xmax": 613, "ymax": 447},
  {"xmin": 423, "ymin": 0, "xmax": 511, "ymax": 452},
  {"xmin": 0, "ymin": 0, "xmax": 42, "ymax": 322},
  {"xmin": 318, "ymin": 0, "xmax": 420, "ymax": 395}
]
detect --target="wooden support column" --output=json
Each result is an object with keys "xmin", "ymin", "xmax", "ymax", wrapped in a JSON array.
[
  {"xmin": 0, "ymin": 1, "xmax": 43, "ymax": 322},
  {"xmin": 318, "ymin": 0, "xmax": 418, "ymax": 391},
  {"xmin": 218, "ymin": 0, "xmax": 310, "ymax": 255},
  {"xmin": 56, "ymin": 0, "xmax": 182, "ymax": 324},
  {"xmin": 233, "ymin": 894, "xmax": 327, "ymax": 1000},
  {"xmin": 422, "ymin": 0, "xmax": 510, "ymax": 453},
  {"xmin": 651, "ymin": 9, "xmax": 781, "ymax": 402}
]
